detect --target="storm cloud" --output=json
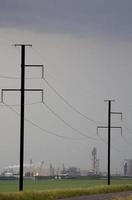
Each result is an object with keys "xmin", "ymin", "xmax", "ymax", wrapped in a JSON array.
[{"xmin": 0, "ymin": 0, "xmax": 132, "ymax": 37}]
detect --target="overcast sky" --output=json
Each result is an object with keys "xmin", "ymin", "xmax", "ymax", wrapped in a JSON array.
[
  {"xmin": 0, "ymin": 0, "xmax": 132, "ymax": 38},
  {"xmin": 0, "ymin": 0, "xmax": 132, "ymax": 174}
]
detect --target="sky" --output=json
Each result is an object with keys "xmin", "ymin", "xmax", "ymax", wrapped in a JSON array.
[{"xmin": 0, "ymin": 0, "xmax": 132, "ymax": 174}]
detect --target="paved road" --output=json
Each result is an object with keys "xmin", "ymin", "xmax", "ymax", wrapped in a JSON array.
[{"xmin": 60, "ymin": 191, "xmax": 132, "ymax": 200}]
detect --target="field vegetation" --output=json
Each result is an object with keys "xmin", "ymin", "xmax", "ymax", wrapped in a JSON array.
[
  {"xmin": 0, "ymin": 178, "xmax": 132, "ymax": 192},
  {"xmin": 0, "ymin": 179, "xmax": 132, "ymax": 199},
  {"xmin": 0, "ymin": 184, "xmax": 132, "ymax": 200}
]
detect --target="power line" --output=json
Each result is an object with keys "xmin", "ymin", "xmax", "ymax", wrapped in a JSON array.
[
  {"xmin": 97, "ymin": 132, "xmax": 132, "ymax": 160},
  {"xmin": 3, "ymin": 102, "xmax": 86, "ymax": 141},
  {"xmin": 97, "ymin": 135, "xmax": 121, "ymax": 153},
  {"xmin": 44, "ymin": 79, "xmax": 105, "ymax": 125},
  {"xmin": 4, "ymin": 101, "xmax": 124, "ymax": 149},
  {"xmin": 120, "ymin": 121, "xmax": 132, "ymax": 149},
  {"xmin": 4, "ymin": 101, "xmax": 124, "ymax": 153},
  {"xmin": 22, "ymin": 47, "xmax": 111, "ymax": 126},
  {"xmin": 121, "ymin": 135, "xmax": 132, "ymax": 149},
  {"xmin": 0, "ymin": 75, "xmax": 19, "ymax": 79},
  {"xmin": 31, "ymin": 47, "xmax": 107, "ymax": 125},
  {"xmin": 43, "ymin": 102, "xmax": 98, "ymax": 141},
  {"xmin": 98, "ymin": 121, "xmax": 132, "ymax": 154},
  {"xmin": 97, "ymin": 136, "xmax": 132, "ymax": 168},
  {"xmin": 122, "ymin": 121, "xmax": 132, "ymax": 136},
  {"xmin": 30, "ymin": 46, "xmax": 132, "ymax": 132}
]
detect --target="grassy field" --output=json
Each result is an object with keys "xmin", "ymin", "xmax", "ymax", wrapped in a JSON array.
[
  {"xmin": 0, "ymin": 184, "xmax": 132, "ymax": 200},
  {"xmin": 0, "ymin": 178, "xmax": 132, "ymax": 192},
  {"xmin": 0, "ymin": 179, "xmax": 132, "ymax": 200}
]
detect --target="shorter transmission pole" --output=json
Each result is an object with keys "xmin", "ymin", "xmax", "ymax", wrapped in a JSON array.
[{"xmin": 97, "ymin": 100, "xmax": 122, "ymax": 185}]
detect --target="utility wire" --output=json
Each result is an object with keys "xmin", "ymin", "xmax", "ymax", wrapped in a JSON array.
[
  {"xmin": 44, "ymin": 102, "xmax": 126, "ymax": 152},
  {"xmin": 31, "ymin": 47, "xmax": 106, "ymax": 126},
  {"xmin": 120, "ymin": 120, "xmax": 132, "ymax": 149},
  {"xmin": 98, "ymin": 131, "xmax": 132, "ymax": 155},
  {"xmin": 0, "ymin": 75, "xmax": 19, "ymax": 79},
  {"xmin": 25, "ymin": 46, "xmax": 131, "ymax": 156},
  {"xmin": 3, "ymin": 102, "xmax": 88, "ymax": 141},
  {"xmin": 121, "ymin": 135, "xmax": 132, "ymax": 149},
  {"xmin": 0, "ymin": 73, "xmax": 105, "ymax": 126},
  {"xmin": 4, "ymin": 102, "xmax": 121, "ymax": 149},
  {"xmin": 97, "ymin": 135, "xmax": 121, "ymax": 153},
  {"xmin": 122, "ymin": 121, "xmax": 132, "ymax": 136},
  {"xmin": 43, "ymin": 102, "xmax": 98, "ymax": 141},
  {"xmin": 44, "ymin": 79, "xmax": 105, "ymax": 125}
]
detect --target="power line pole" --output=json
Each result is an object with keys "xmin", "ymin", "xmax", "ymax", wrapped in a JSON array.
[
  {"xmin": 97, "ymin": 100, "xmax": 122, "ymax": 185},
  {"xmin": 18, "ymin": 44, "xmax": 28, "ymax": 191},
  {"xmin": 1, "ymin": 44, "xmax": 44, "ymax": 191},
  {"xmin": 107, "ymin": 100, "xmax": 112, "ymax": 185}
]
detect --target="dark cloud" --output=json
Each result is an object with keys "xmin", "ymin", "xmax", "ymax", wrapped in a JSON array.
[{"xmin": 0, "ymin": 0, "xmax": 132, "ymax": 37}]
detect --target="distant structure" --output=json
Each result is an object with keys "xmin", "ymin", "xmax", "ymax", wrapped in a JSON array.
[
  {"xmin": 124, "ymin": 162, "xmax": 127, "ymax": 176},
  {"xmin": 50, "ymin": 163, "xmax": 54, "ymax": 177},
  {"xmin": 96, "ymin": 159, "xmax": 100, "ymax": 175},
  {"xmin": 38, "ymin": 161, "xmax": 44, "ymax": 176},
  {"xmin": 124, "ymin": 159, "xmax": 132, "ymax": 176},
  {"xmin": 1, "ymin": 160, "xmax": 44, "ymax": 177},
  {"xmin": 67, "ymin": 167, "xmax": 80, "ymax": 178},
  {"xmin": 91, "ymin": 147, "xmax": 99, "ymax": 175},
  {"xmin": 1, "ymin": 164, "xmax": 34, "ymax": 177}
]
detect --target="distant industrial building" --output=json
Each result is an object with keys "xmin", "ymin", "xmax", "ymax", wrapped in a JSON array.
[
  {"xmin": 91, "ymin": 147, "xmax": 99, "ymax": 175},
  {"xmin": 123, "ymin": 159, "xmax": 132, "ymax": 176}
]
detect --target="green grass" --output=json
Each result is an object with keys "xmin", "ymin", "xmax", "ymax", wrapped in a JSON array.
[
  {"xmin": 0, "ymin": 178, "xmax": 132, "ymax": 192},
  {"xmin": 0, "ymin": 184, "xmax": 132, "ymax": 200},
  {"xmin": 0, "ymin": 178, "xmax": 132, "ymax": 200}
]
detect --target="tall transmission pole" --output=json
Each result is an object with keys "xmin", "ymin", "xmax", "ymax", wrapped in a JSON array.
[
  {"xmin": 97, "ymin": 100, "xmax": 122, "ymax": 185},
  {"xmin": 1, "ymin": 44, "xmax": 44, "ymax": 191},
  {"xmin": 18, "ymin": 44, "xmax": 29, "ymax": 191}
]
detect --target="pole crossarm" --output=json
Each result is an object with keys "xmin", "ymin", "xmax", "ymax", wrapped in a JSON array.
[
  {"xmin": 14, "ymin": 44, "xmax": 32, "ymax": 47},
  {"xmin": 1, "ymin": 89, "xmax": 44, "ymax": 103},
  {"xmin": 25, "ymin": 65, "xmax": 43, "ymax": 67},
  {"xmin": 2, "ymin": 89, "xmax": 43, "ymax": 91},
  {"xmin": 111, "ymin": 112, "xmax": 123, "ymax": 120},
  {"xmin": 97, "ymin": 126, "xmax": 122, "ymax": 135},
  {"xmin": 104, "ymin": 100, "xmax": 115, "ymax": 102}
]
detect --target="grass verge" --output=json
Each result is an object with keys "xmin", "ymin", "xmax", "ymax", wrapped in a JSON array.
[{"xmin": 0, "ymin": 184, "xmax": 132, "ymax": 200}]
